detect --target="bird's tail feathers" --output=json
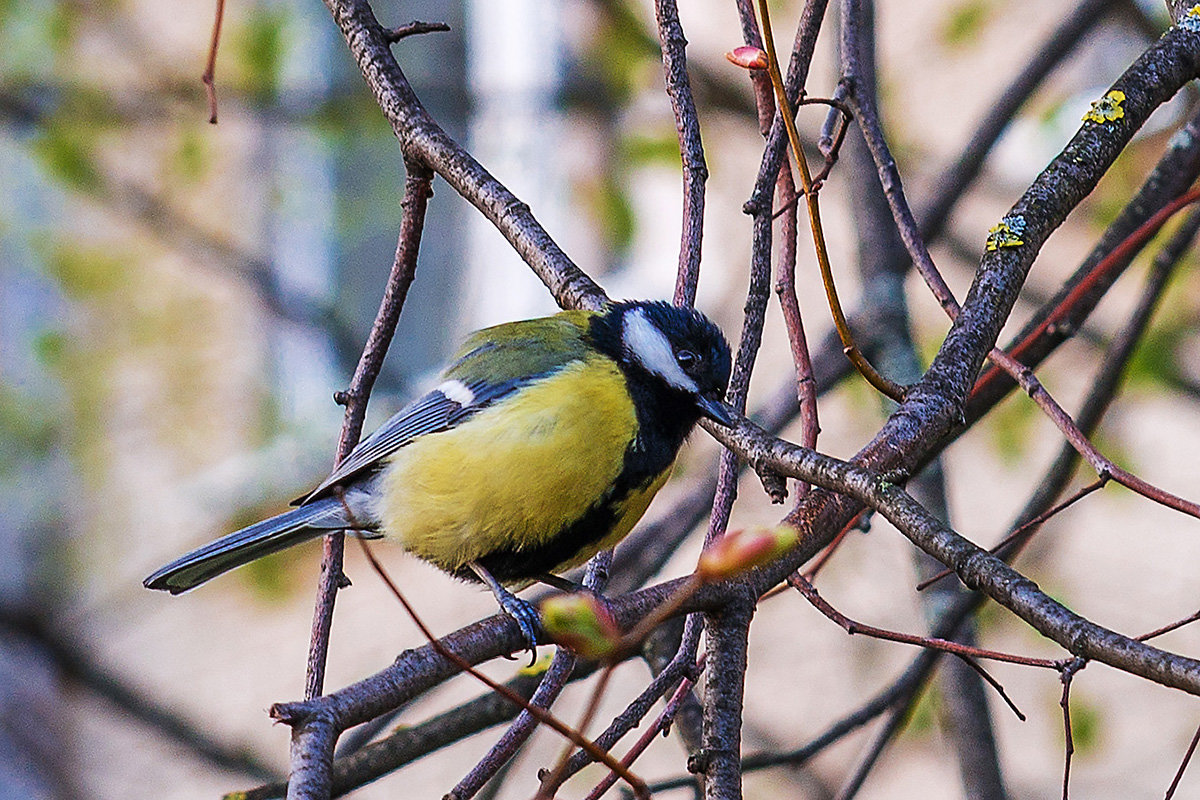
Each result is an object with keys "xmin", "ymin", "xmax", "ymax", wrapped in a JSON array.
[{"xmin": 144, "ymin": 497, "xmax": 356, "ymax": 595}]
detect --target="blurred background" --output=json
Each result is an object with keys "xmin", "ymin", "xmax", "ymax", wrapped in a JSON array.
[{"xmin": 3, "ymin": 0, "xmax": 1200, "ymax": 797}]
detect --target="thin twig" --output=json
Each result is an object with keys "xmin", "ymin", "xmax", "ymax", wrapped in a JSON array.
[
  {"xmin": 1138, "ymin": 610, "xmax": 1200, "ymax": 643},
  {"xmin": 202, "ymin": 0, "xmax": 225, "ymax": 123},
  {"xmin": 1165, "ymin": 723, "xmax": 1200, "ymax": 799},
  {"xmin": 755, "ymin": 0, "xmax": 905, "ymax": 401},
  {"xmin": 583, "ymin": 655, "xmax": 706, "ymax": 800},
  {"xmin": 1059, "ymin": 658, "xmax": 1086, "ymax": 800},
  {"xmin": 654, "ymin": 0, "xmax": 707, "ymax": 308},
  {"xmin": 917, "ymin": 480, "xmax": 1105, "ymax": 592},
  {"xmin": 303, "ymin": 162, "xmax": 432, "ymax": 702},
  {"xmin": 790, "ymin": 574, "xmax": 1054, "ymax": 673}
]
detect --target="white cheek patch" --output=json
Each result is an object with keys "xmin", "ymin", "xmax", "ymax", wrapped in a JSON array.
[
  {"xmin": 437, "ymin": 379, "xmax": 476, "ymax": 407},
  {"xmin": 622, "ymin": 307, "xmax": 699, "ymax": 393}
]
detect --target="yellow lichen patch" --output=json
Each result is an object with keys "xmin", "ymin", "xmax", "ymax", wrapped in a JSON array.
[
  {"xmin": 1183, "ymin": 5, "xmax": 1200, "ymax": 30},
  {"xmin": 985, "ymin": 218, "xmax": 1025, "ymax": 252},
  {"xmin": 1082, "ymin": 90, "xmax": 1126, "ymax": 124}
]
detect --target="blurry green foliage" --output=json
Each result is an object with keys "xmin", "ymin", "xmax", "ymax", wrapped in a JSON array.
[
  {"xmin": 0, "ymin": 384, "xmax": 57, "ymax": 474},
  {"xmin": 232, "ymin": 3, "xmax": 292, "ymax": 101},
  {"xmin": 1085, "ymin": 143, "xmax": 1152, "ymax": 233},
  {"xmin": 33, "ymin": 329, "xmax": 68, "ymax": 370},
  {"xmin": 226, "ymin": 503, "xmax": 316, "ymax": 602},
  {"xmin": 1037, "ymin": 94, "xmax": 1069, "ymax": 127},
  {"xmin": 584, "ymin": 0, "xmax": 659, "ymax": 106},
  {"xmin": 985, "ymin": 385, "xmax": 1038, "ymax": 464},
  {"xmin": 939, "ymin": 0, "xmax": 993, "ymax": 49},
  {"xmin": 1126, "ymin": 315, "xmax": 1189, "ymax": 388},
  {"xmin": 172, "ymin": 127, "xmax": 211, "ymax": 183},
  {"xmin": 31, "ymin": 122, "xmax": 103, "ymax": 194},
  {"xmin": 239, "ymin": 548, "xmax": 313, "ymax": 602},
  {"xmin": 43, "ymin": 243, "xmax": 127, "ymax": 299},
  {"xmin": 580, "ymin": 172, "xmax": 635, "ymax": 254},
  {"xmin": 622, "ymin": 130, "xmax": 685, "ymax": 167},
  {"xmin": 905, "ymin": 682, "xmax": 940, "ymax": 737},
  {"xmin": 0, "ymin": 1, "xmax": 73, "ymax": 79},
  {"xmin": 1065, "ymin": 694, "xmax": 1102, "ymax": 753}
]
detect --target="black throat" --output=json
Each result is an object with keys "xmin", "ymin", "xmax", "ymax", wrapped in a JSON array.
[{"xmin": 587, "ymin": 308, "xmax": 702, "ymax": 486}]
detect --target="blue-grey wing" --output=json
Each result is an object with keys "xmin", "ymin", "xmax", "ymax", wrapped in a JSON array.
[
  {"xmin": 297, "ymin": 312, "xmax": 594, "ymax": 505},
  {"xmin": 297, "ymin": 378, "xmax": 525, "ymax": 504}
]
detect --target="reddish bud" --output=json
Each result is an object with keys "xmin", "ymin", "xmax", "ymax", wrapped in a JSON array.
[
  {"xmin": 726, "ymin": 46, "xmax": 769, "ymax": 70},
  {"xmin": 697, "ymin": 526, "xmax": 797, "ymax": 581},
  {"xmin": 540, "ymin": 594, "xmax": 621, "ymax": 660}
]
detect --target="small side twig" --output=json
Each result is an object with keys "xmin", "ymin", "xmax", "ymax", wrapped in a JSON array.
[
  {"xmin": 789, "ymin": 574, "xmax": 1048, "ymax": 717},
  {"xmin": 1059, "ymin": 658, "xmax": 1087, "ymax": 800},
  {"xmin": 202, "ymin": 0, "xmax": 226, "ymax": 123},
  {"xmin": 384, "ymin": 20, "xmax": 450, "ymax": 43}
]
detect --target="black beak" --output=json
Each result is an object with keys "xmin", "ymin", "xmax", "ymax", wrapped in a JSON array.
[{"xmin": 696, "ymin": 394, "xmax": 736, "ymax": 427}]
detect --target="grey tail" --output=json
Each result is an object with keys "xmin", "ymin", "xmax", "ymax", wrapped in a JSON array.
[{"xmin": 144, "ymin": 497, "xmax": 352, "ymax": 595}]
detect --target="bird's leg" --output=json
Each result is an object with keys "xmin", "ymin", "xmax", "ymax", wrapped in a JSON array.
[
  {"xmin": 468, "ymin": 561, "xmax": 541, "ymax": 659},
  {"xmin": 536, "ymin": 573, "xmax": 585, "ymax": 594}
]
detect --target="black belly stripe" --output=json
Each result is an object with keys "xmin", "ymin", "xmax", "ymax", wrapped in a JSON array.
[{"xmin": 459, "ymin": 496, "xmax": 619, "ymax": 584}]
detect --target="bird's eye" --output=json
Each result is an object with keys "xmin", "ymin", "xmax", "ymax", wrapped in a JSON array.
[{"xmin": 676, "ymin": 349, "xmax": 699, "ymax": 372}]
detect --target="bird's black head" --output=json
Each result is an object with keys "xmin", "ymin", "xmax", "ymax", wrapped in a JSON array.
[{"xmin": 594, "ymin": 300, "xmax": 734, "ymax": 426}]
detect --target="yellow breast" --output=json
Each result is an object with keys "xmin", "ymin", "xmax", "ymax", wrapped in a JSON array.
[{"xmin": 377, "ymin": 357, "xmax": 639, "ymax": 573}]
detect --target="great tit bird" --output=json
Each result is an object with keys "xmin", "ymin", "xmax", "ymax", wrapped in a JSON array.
[{"xmin": 144, "ymin": 300, "xmax": 733, "ymax": 646}]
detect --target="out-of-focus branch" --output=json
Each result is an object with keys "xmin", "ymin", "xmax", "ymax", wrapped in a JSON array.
[{"xmin": 0, "ymin": 609, "xmax": 279, "ymax": 783}]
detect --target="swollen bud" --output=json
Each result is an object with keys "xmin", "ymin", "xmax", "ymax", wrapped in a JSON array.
[
  {"xmin": 540, "ymin": 593, "xmax": 621, "ymax": 660},
  {"xmin": 725, "ymin": 46, "xmax": 769, "ymax": 70},
  {"xmin": 697, "ymin": 526, "xmax": 797, "ymax": 581}
]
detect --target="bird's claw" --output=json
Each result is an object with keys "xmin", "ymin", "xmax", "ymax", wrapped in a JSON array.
[{"xmin": 498, "ymin": 593, "xmax": 542, "ymax": 664}]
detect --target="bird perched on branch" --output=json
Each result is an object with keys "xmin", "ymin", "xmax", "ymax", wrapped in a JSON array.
[{"xmin": 144, "ymin": 300, "xmax": 733, "ymax": 648}]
